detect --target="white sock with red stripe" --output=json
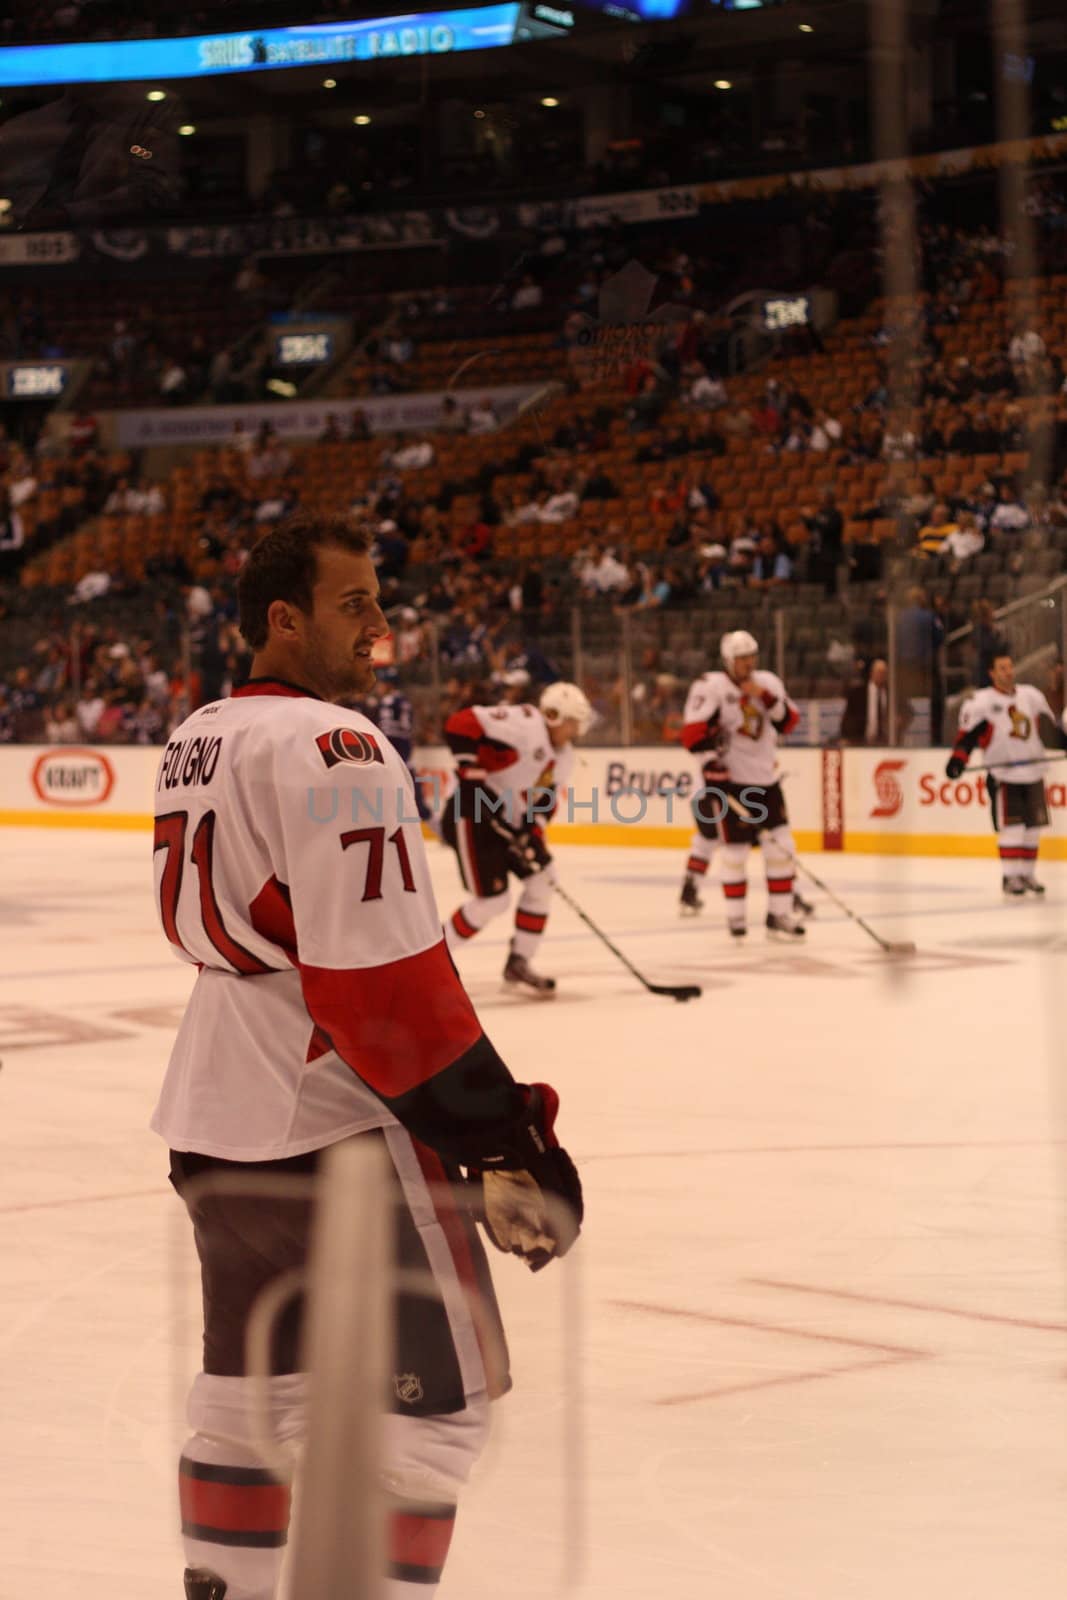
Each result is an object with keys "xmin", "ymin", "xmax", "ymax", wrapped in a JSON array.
[
  {"xmin": 998, "ymin": 823, "xmax": 1028, "ymax": 878},
  {"xmin": 720, "ymin": 844, "xmax": 749, "ymax": 929},
  {"xmin": 383, "ymin": 1398, "xmax": 489, "ymax": 1595},
  {"xmin": 510, "ymin": 907, "xmax": 548, "ymax": 959},
  {"xmin": 444, "ymin": 893, "xmax": 509, "ymax": 951},
  {"xmin": 509, "ymin": 871, "xmax": 554, "ymax": 959},
  {"xmin": 385, "ymin": 1502, "xmax": 457, "ymax": 1595},
  {"xmin": 1020, "ymin": 830, "xmax": 1040, "ymax": 879},
  {"xmin": 180, "ymin": 1373, "xmax": 302, "ymax": 1599},
  {"xmin": 766, "ymin": 873, "xmax": 795, "ymax": 918},
  {"xmin": 763, "ymin": 826, "xmax": 797, "ymax": 919},
  {"xmin": 685, "ymin": 832, "xmax": 715, "ymax": 880}
]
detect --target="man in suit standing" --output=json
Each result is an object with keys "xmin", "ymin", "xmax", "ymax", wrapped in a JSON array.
[{"xmin": 839, "ymin": 658, "xmax": 892, "ymax": 745}]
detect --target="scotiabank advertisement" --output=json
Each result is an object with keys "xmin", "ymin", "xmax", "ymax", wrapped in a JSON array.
[{"xmin": 842, "ymin": 748, "xmax": 1067, "ymax": 857}]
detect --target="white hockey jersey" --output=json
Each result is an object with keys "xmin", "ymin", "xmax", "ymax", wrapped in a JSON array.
[
  {"xmin": 681, "ymin": 669, "xmax": 799, "ymax": 786},
  {"xmin": 151, "ymin": 678, "xmax": 494, "ymax": 1162},
  {"xmin": 954, "ymin": 682, "xmax": 1055, "ymax": 783},
  {"xmin": 443, "ymin": 702, "xmax": 575, "ymax": 824}
]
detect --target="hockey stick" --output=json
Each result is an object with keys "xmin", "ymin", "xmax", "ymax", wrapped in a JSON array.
[
  {"xmin": 722, "ymin": 793, "xmax": 916, "ymax": 956},
  {"xmin": 553, "ymin": 881, "xmax": 702, "ymax": 1002},
  {"xmin": 968, "ymin": 750, "xmax": 1067, "ymax": 774}
]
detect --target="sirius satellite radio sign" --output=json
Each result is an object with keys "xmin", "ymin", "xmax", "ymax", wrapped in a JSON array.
[{"xmin": 0, "ymin": 5, "xmax": 523, "ymax": 85}]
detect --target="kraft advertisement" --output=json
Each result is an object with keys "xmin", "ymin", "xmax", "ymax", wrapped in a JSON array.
[{"xmin": 7, "ymin": 743, "xmax": 1067, "ymax": 857}]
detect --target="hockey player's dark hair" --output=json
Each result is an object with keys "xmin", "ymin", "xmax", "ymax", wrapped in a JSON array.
[{"xmin": 237, "ymin": 516, "xmax": 371, "ymax": 650}]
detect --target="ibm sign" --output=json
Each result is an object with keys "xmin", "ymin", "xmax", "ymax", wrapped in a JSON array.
[
  {"xmin": 762, "ymin": 295, "xmax": 812, "ymax": 333},
  {"xmin": 6, "ymin": 364, "xmax": 68, "ymax": 398},
  {"xmin": 275, "ymin": 332, "xmax": 334, "ymax": 367}
]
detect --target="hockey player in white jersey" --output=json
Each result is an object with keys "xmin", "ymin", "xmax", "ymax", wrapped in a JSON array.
[
  {"xmin": 945, "ymin": 649, "xmax": 1065, "ymax": 895},
  {"xmin": 441, "ymin": 682, "xmax": 593, "ymax": 994},
  {"xmin": 681, "ymin": 630, "xmax": 805, "ymax": 939},
  {"xmin": 152, "ymin": 518, "xmax": 582, "ymax": 1600}
]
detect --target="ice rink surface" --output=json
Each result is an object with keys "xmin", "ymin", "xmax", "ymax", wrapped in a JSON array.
[{"xmin": 2, "ymin": 827, "xmax": 1066, "ymax": 1600}]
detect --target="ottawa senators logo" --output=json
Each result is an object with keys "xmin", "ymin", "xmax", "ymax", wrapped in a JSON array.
[
  {"xmin": 1008, "ymin": 705, "xmax": 1032, "ymax": 741},
  {"xmin": 315, "ymin": 727, "xmax": 385, "ymax": 769},
  {"xmin": 738, "ymin": 699, "xmax": 764, "ymax": 741}
]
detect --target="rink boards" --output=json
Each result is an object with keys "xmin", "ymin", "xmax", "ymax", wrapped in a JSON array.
[{"xmin": 4, "ymin": 742, "xmax": 1067, "ymax": 857}]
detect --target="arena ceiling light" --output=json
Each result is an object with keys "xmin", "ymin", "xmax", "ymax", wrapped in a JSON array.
[
  {"xmin": 178, "ymin": 123, "xmax": 196, "ymax": 135},
  {"xmin": 798, "ymin": 22, "xmax": 814, "ymax": 32},
  {"xmin": 713, "ymin": 79, "xmax": 732, "ymax": 90},
  {"xmin": 146, "ymin": 88, "xmax": 166, "ymax": 100},
  {"xmin": 474, "ymin": 107, "xmax": 486, "ymax": 117},
  {"xmin": 353, "ymin": 113, "xmax": 371, "ymax": 124},
  {"xmin": 541, "ymin": 95, "xmax": 559, "ymax": 106},
  {"xmin": 323, "ymin": 77, "xmax": 337, "ymax": 87}
]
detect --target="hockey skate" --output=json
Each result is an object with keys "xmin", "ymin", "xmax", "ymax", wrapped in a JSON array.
[
  {"xmin": 728, "ymin": 923, "xmax": 747, "ymax": 940},
  {"xmin": 766, "ymin": 913, "xmax": 805, "ymax": 940},
  {"xmin": 793, "ymin": 889, "xmax": 815, "ymax": 919},
  {"xmin": 185, "ymin": 1571, "xmax": 227, "ymax": 1600},
  {"xmin": 679, "ymin": 876, "xmax": 704, "ymax": 915},
  {"xmin": 1002, "ymin": 876, "xmax": 1027, "ymax": 897},
  {"xmin": 1023, "ymin": 878, "xmax": 1046, "ymax": 895},
  {"xmin": 504, "ymin": 951, "xmax": 557, "ymax": 995}
]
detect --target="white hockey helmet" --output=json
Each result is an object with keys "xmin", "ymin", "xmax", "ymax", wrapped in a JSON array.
[
  {"xmin": 540, "ymin": 680, "xmax": 594, "ymax": 737},
  {"xmin": 721, "ymin": 630, "xmax": 759, "ymax": 668}
]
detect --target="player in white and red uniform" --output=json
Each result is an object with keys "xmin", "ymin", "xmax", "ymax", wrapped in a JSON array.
[
  {"xmin": 681, "ymin": 630, "xmax": 805, "ymax": 940},
  {"xmin": 153, "ymin": 518, "xmax": 582, "ymax": 1600},
  {"xmin": 946, "ymin": 649, "xmax": 1065, "ymax": 895},
  {"xmin": 442, "ymin": 682, "xmax": 592, "ymax": 994}
]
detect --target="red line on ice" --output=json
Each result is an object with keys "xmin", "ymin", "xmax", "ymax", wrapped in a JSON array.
[
  {"xmin": 0, "ymin": 1186, "xmax": 167, "ymax": 1216},
  {"xmin": 750, "ymin": 1278, "xmax": 1067, "ymax": 1334}
]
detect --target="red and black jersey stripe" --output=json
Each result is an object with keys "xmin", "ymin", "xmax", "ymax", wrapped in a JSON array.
[
  {"xmin": 681, "ymin": 711, "xmax": 722, "ymax": 755},
  {"xmin": 179, "ymin": 1456, "xmax": 290, "ymax": 1549},
  {"xmin": 444, "ymin": 708, "xmax": 520, "ymax": 774},
  {"xmin": 950, "ymin": 718, "xmax": 992, "ymax": 768},
  {"xmin": 772, "ymin": 701, "xmax": 800, "ymax": 736}
]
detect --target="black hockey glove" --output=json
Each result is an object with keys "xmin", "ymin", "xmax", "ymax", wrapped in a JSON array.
[
  {"xmin": 945, "ymin": 754, "xmax": 966, "ymax": 780},
  {"xmin": 489, "ymin": 816, "xmax": 552, "ymax": 879},
  {"xmin": 467, "ymin": 1084, "xmax": 582, "ymax": 1272}
]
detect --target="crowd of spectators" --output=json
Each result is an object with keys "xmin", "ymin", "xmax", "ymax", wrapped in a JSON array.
[{"xmin": 3, "ymin": 171, "xmax": 1067, "ymax": 748}]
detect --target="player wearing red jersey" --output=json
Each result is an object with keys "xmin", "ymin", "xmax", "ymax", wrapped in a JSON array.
[{"xmin": 152, "ymin": 519, "xmax": 582, "ymax": 1600}]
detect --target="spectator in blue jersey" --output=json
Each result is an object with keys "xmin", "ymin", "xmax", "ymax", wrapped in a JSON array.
[{"xmin": 368, "ymin": 668, "xmax": 432, "ymax": 822}]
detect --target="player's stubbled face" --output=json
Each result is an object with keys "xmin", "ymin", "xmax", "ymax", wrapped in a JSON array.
[
  {"xmin": 303, "ymin": 547, "xmax": 389, "ymax": 700},
  {"xmin": 990, "ymin": 659, "xmax": 1015, "ymax": 695},
  {"xmin": 731, "ymin": 653, "xmax": 757, "ymax": 685}
]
